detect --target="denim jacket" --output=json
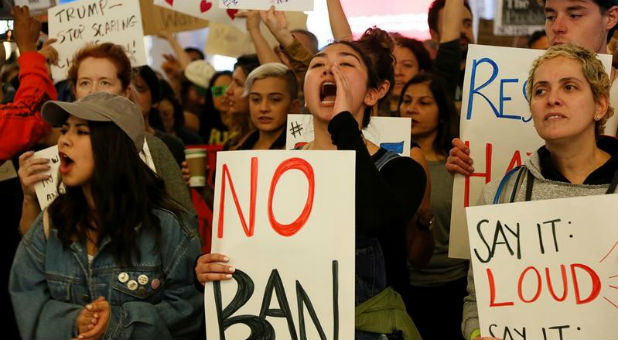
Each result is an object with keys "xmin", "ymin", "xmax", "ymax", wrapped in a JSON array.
[{"xmin": 9, "ymin": 209, "xmax": 203, "ymax": 340}]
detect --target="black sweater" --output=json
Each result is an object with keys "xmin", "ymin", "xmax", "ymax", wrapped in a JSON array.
[{"xmin": 329, "ymin": 112, "xmax": 426, "ymax": 296}]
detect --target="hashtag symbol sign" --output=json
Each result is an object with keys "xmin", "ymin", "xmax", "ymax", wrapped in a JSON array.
[{"xmin": 290, "ymin": 121, "xmax": 303, "ymax": 138}]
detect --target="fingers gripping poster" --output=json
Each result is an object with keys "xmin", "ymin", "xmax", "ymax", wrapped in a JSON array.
[
  {"xmin": 466, "ymin": 194, "xmax": 618, "ymax": 339},
  {"xmin": 448, "ymin": 44, "xmax": 613, "ymax": 259},
  {"xmin": 204, "ymin": 150, "xmax": 355, "ymax": 340},
  {"xmin": 48, "ymin": 0, "xmax": 147, "ymax": 81}
]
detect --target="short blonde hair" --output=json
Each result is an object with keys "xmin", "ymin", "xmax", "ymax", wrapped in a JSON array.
[
  {"xmin": 526, "ymin": 43, "xmax": 614, "ymax": 136},
  {"xmin": 243, "ymin": 62, "xmax": 297, "ymax": 100}
]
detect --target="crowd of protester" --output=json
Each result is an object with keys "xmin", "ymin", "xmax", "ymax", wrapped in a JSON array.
[{"xmin": 1, "ymin": 0, "xmax": 617, "ymax": 339}]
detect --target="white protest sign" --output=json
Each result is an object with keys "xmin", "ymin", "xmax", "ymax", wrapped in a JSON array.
[
  {"xmin": 204, "ymin": 11, "xmax": 307, "ymax": 57},
  {"xmin": 448, "ymin": 45, "xmax": 612, "ymax": 259},
  {"xmin": 204, "ymin": 150, "xmax": 355, "ymax": 340},
  {"xmin": 48, "ymin": 0, "xmax": 147, "ymax": 81},
  {"xmin": 154, "ymin": 0, "xmax": 245, "ymax": 31},
  {"xmin": 33, "ymin": 145, "xmax": 65, "ymax": 210},
  {"xmin": 219, "ymin": 0, "xmax": 313, "ymax": 12},
  {"xmin": 466, "ymin": 194, "xmax": 618, "ymax": 339},
  {"xmin": 285, "ymin": 114, "xmax": 412, "ymax": 157}
]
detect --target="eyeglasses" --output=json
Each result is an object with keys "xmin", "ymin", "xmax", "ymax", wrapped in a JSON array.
[{"xmin": 211, "ymin": 85, "xmax": 228, "ymax": 97}]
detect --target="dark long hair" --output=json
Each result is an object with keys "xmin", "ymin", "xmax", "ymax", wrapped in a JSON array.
[
  {"xmin": 399, "ymin": 72, "xmax": 459, "ymax": 156},
  {"xmin": 49, "ymin": 122, "xmax": 185, "ymax": 265},
  {"xmin": 390, "ymin": 32, "xmax": 433, "ymax": 73},
  {"xmin": 331, "ymin": 27, "xmax": 395, "ymax": 128}
]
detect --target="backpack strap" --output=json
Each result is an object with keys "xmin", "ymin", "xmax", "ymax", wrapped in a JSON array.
[
  {"xmin": 607, "ymin": 169, "xmax": 618, "ymax": 193},
  {"xmin": 493, "ymin": 166, "xmax": 526, "ymax": 204}
]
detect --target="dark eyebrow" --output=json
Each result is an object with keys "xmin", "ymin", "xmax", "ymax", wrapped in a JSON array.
[
  {"xmin": 339, "ymin": 51, "xmax": 361, "ymax": 63},
  {"xmin": 566, "ymin": 5, "xmax": 587, "ymax": 11}
]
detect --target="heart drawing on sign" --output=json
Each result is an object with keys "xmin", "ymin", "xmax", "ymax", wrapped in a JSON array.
[
  {"xmin": 165, "ymin": 0, "xmax": 173, "ymax": 5},
  {"xmin": 200, "ymin": 0, "xmax": 212, "ymax": 13},
  {"xmin": 226, "ymin": 9, "xmax": 238, "ymax": 19}
]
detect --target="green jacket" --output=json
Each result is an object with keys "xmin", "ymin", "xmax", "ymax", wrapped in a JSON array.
[{"xmin": 355, "ymin": 287, "xmax": 422, "ymax": 340}]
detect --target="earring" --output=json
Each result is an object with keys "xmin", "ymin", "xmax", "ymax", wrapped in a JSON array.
[{"xmin": 594, "ymin": 115, "xmax": 601, "ymax": 121}]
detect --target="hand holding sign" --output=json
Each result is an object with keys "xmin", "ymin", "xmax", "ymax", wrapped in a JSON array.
[
  {"xmin": 205, "ymin": 150, "xmax": 355, "ymax": 340},
  {"xmin": 194, "ymin": 253, "xmax": 234, "ymax": 284},
  {"xmin": 446, "ymin": 137, "xmax": 474, "ymax": 176},
  {"xmin": 18, "ymin": 151, "xmax": 51, "ymax": 204}
]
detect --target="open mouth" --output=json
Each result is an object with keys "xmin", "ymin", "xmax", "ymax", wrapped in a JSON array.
[
  {"xmin": 59, "ymin": 152, "xmax": 74, "ymax": 175},
  {"xmin": 320, "ymin": 82, "xmax": 337, "ymax": 104}
]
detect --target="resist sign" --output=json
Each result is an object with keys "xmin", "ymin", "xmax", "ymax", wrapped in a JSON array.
[
  {"xmin": 204, "ymin": 150, "xmax": 355, "ymax": 340},
  {"xmin": 466, "ymin": 194, "xmax": 618, "ymax": 340},
  {"xmin": 449, "ymin": 45, "xmax": 612, "ymax": 259}
]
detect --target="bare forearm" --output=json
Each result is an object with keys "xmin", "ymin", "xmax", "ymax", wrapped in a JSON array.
[
  {"xmin": 327, "ymin": 0, "xmax": 353, "ymax": 41},
  {"xmin": 167, "ymin": 35, "xmax": 192, "ymax": 69},
  {"xmin": 407, "ymin": 216, "xmax": 435, "ymax": 267},
  {"xmin": 441, "ymin": 0, "xmax": 463, "ymax": 43},
  {"xmin": 248, "ymin": 27, "xmax": 281, "ymax": 64},
  {"xmin": 20, "ymin": 196, "xmax": 41, "ymax": 235}
]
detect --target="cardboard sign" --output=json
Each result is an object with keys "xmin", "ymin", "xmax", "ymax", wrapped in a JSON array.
[
  {"xmin": 448, "ymin": 45, "xmax": 612, "ymax": 259},
  {"xmin": 139, "ymin": 0, "xmax": 209, "ymax": 36},
  {"xmin": 285, "ymin": 114, "xmax": 412, "ymax": 157},
  {"xmin": 48, "ymin": 0, "xmax": 147, "ymax": 81},
  {"xmin": 154, "ymin": 0, "xmax": 245, "ymax": 31},
  {"xmin": 204, "ymin": 150, "xmax": 355, "ymax": 340},
  {"xmin": 466, "ymin": 194, "xmax": 618, "ymax": 339},
  {"xmin": 494, "ymin": 0, "xmax": 545, "ymax": 36},
  {"xmin": 204, "ymin": 11, "xmax": 307, "ymax": 57},
  {"xmin": 204, "ymin": 21, "xmax": 254, "ymax": 57},
  {"xmin": 33, "ymin": 145, "xmax": 65, "ymax": 210},
  {"xmin": 218, "ymin": 0, "xmax": 313, "ymax": 12},
  {"xmin": 0, "ymin": 159, "xmax": 17, "ymax": 182}
]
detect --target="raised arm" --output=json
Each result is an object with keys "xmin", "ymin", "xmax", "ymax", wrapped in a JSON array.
[
  {"xmin": 239, "ymin": 10, "xmax": 281, "ymax": 64},
  {"xmin": 441, "ymin": 0, "xmax": 464, "ymax": 43},
  {"xmin": 327, "ymin": 0, "xmax": 353, "ymax": 41},
  {"xmin": 0, "ymin": 6, "xmax": 55, "ymax": 161},
  {"xmin": 158, "ymin": 31, "xmax": 192, "ymax": 70}
]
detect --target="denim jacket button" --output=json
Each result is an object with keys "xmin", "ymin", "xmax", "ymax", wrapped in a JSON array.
[
  {"xmin": 137, "ymin": 274, "xmax": 149, "ymax": 285},
  {"xmin": 127, "ymin": 280, "xmax": 138, "ymax": 291},
  {"xmin": 118, "ymin": 272, "xmax": 129, "ymax": 283}
]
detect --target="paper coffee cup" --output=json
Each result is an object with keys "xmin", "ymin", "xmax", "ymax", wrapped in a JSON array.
[{"xmin": 185, "ymin": 149, "xmax": 207, "ymax": 187}]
